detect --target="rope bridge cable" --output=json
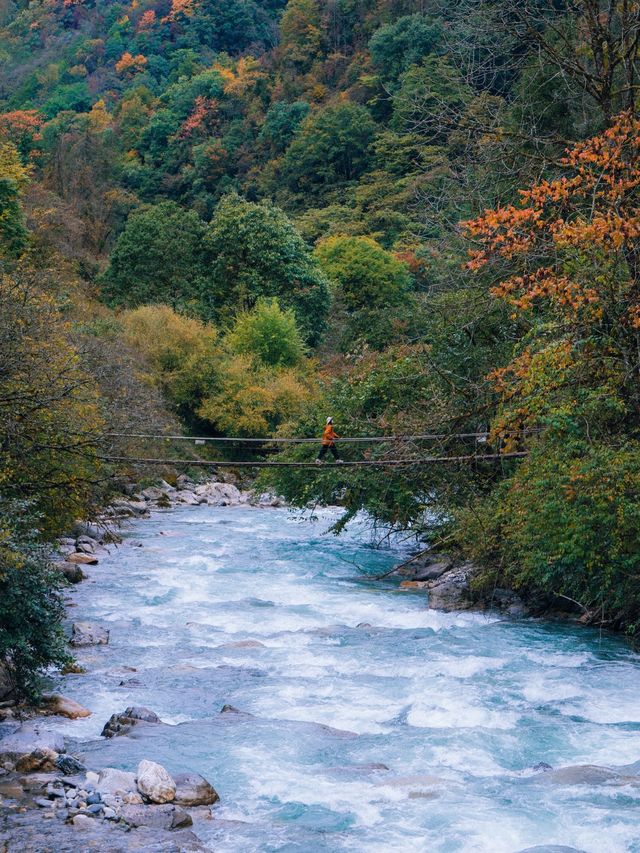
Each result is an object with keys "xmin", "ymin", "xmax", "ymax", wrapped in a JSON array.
[
  {"xmin": 102, "ymin": 430, "xmax": 538, "ymax": 444},
  {"xmin": 97, "ymin": 452, "xmax": 529, "ymax": 468}
]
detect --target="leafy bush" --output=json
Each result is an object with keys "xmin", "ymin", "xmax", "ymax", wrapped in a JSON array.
[
  {"xmin": 0, "ymin": 504, "xmax": 70, "ymax": 701},
  {"xmin": 225, "ymin": 298, "xmax": 307, "ymax": 367},
  {"xmin": 120, "ymin": 304, "xmax": 220, "ymax": 415},
  {"xmin": 458, "ymin": 440, "xmax": 640, "ymax": 633}
]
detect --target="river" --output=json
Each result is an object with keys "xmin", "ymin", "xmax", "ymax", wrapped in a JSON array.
[{"xmin": 51, "ymin": 504, "xmax": 640, "ymax": 852}]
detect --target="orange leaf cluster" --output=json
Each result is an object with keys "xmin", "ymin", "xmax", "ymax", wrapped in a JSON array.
[
  {"xmin": 463, "ymin": 111, "xmax": 640, "ymax": 326},
  {"xmin": 177, "ymin": 96, "xmax": 218, "ymax": 138},
  {"xmin": 115, "ymin": 52, "xmax": 147, "ymax": 75},
  {"xmin": 137, "ymin": 9, "xmax": 156, "ymax": 30}
]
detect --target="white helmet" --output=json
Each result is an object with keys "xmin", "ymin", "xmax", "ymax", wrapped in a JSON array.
[{"xmin": 326, "ymin": 417, "xmax": 333, "ymax": 424}]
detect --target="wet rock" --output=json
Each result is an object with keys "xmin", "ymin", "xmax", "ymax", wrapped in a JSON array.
[
  {"xmin": 0, "ymin": 723, "xmax": 64, "ymax": 771},
  {"xmin": 413, "ymin": 561, "xmax": 452, "ymax": 582},
  {"xmin": 220, "ymin": 704, "xmax": 253, "ymax": 716},
  {"xmin": 426, "ymin": 565, "xmax": 475, "ymax": 612},
  {"xmin": 59, "ymin": 562, "xmax": 86, "ymax": 583},
  {"xmin": 542, "ymin": 764, "xmax": 633, "ymax": 786},
  {"xmin": 532, "ymin": 762, "xmax": 553, "ymax": 773},
  {"xmin": 218, "ymin": 640, "xmax": 265, "ymax": 649},
  {"xmin": 70, "ymin": 621, "xmax": 109, "ymax": 647},
  {"xmin": 66, "ymin": 552, "xmax": 98, "ymax": 565},
  {"xmin": 176, "ymin": 474, "xmax": 196, "ymax": 491},
  {"xmin": 55, "ymin": 755, "xmax": 86, "ymax": 776},
  {"xmin": 41, "ymin": 694, "xmax": 91, "ymax": 719},
  {"xmin": 195, "ymin": 481, "xmax": 244, "ymax": 506},
  {"xmin": 71, "ymin": 521, "xmax": 103, "ymax": 541},
  {"xmin": 399, "ymin": 580, "xmax": 430, "ymax": 590},
  {"xmin": 120, "ymin": 803, "xmax": 192, "ymax": 830},
  {"xmin": 173, "ymin": 772, "xmax": 219, "ymax": 807},
  {"xmin": 111, "ymin": 499, "xmax": 149, "ymax": 517},
  {"xmin": 136, "ymin": 759, "xmax": 176, "ymax": 804},
  {"xmin": 96, "ymin": 767, "xmax": 137, "ymax": 796},
  {"xmin": 174, "ymin": 490, "xmax": 201, "ymax": 505},
  {"xmin": 517, "ymin": 848, "xmax": 588, "ymax": 853},
  {"xmin": 101, "ymin": 706, "xmax": 160, "ymax": 738}
]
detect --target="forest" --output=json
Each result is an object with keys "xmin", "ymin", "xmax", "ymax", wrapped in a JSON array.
[{"xmin": 0, "ymin": 0, "xmax": 639, "ymax": 696}]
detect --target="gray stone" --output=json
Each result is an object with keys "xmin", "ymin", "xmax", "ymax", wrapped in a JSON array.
[
  {"xmin": 87, "ymin": 803, "xmax": 103, "ymax": 814},
  {"xmin": 173, "ymin": 772, "xmax": 219, "ymax": 807},
  {"xmin": 0, "ymin": 723, "xmax": 64, "ymax": 771},
  {"xmin": 72, "ymin": 814, "xmax": 94, "ymax": 829},
  {"xmin": 55, "ymin": 755, "xmax": 86, "ymax": 776},
  {"xmin": 57, "ymin": 562, "xmax": 85, "ymax": 584},
  {"xmin": 35, "ymin": 797, "xmax": 54, "ymax": 808},
  {"xmin": 70, "ymin": 621, "xmax": 109, "ymax": 647},
  {"xmin": 136, "ymin": 759, "xmax": 176, "ymax": 804},
  {"xmin": 426, "ymin": 565, "xmax": 475, "ymax": 612},
  {"xmin": 86, "ymin": 792, "xmax": 101, "ymax": 805},
  {"xmin": 103, "ymin": 806, "xmax": 117, "ymax": 819},
  {"xmin": 517, "ymin": 848, "xmax": 588, "ymax": 853},
  {"xmin": 120, "ymin": 803, "xmax": 192, "ymax": 830},
  {"xmin": 96, "ymin": 767, "xmax": 137, "ymax": 796},
  {"xmin": 413, "ymin": 561, "xmax": 452, "ymax": 581},
  {"xmin": 101, "ymin": 706, "xmax": 160, "ymax": 738},
  {"xmin": 543, "ymin": 764, "xmax": 631, "ymax": 786}
]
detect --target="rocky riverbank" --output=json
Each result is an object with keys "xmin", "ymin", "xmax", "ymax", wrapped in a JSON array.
[{"xmin": 0, "ymin": 474, "xmax": 286, "ymax": 852}]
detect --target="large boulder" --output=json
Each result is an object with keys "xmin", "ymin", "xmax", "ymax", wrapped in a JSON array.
[
  {"xmin": 101, "ymin": 706, "xmax": 160, "ymax": 738},
  {"xmin": 136, "ymin": 759, "xmax": 176, "ymax": 804},
  {"xmin": 0, "ymin": 723, "xmax": 65, "ymax": 772},
  {"xmin": 173, "ymin": 772, "xmax": 219, "ymax": 807},
  {"xmin": 41, "ymin": 694, "xmax": 91, "ymax": 719},
  {"xmin": 71, "ymin": 622, "xmax": 109, "ymax": 647},
  {"xmin": 426, "ymin": 565, "xmax": 475, "ymax": 612},
  {"xmin": 66, "ymin": 552, "xmax": 98, "ymax": 565},
  {"xmin": 56, "ymin": 562, "xmax": 86, "ymax": 583},
  {"xmin": 111, "ymin": 499, "xmax": 149, "ymax": 518},
  {"xmin": 195, "ymin": 481, "xmax": 243, "ymax": 506},
  {"xmin": 120, "ymin": 803, "xmax": 192, "ymax": 830},
  {"xmin": 95, "ymin": 767, "xmax": 137, "ymax": 796}
]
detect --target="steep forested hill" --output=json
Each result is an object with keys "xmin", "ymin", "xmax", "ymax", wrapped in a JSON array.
[{"xmin": 1, "ymin": 0, "xmax": 640, "ymax": 694}]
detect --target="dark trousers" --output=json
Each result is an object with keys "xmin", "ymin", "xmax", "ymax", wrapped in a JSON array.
[{"xmin": 317, "ymin": 444, "xmax": 339, "ymax": 461}]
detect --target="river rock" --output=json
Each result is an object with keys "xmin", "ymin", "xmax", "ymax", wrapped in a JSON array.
[
  {"xmin": 96, "ymin": 767, "xmax": 138, "ymax": 796},
  {"xmin": 101, "ymin": 706, "xmax": 160, "ymax": 738},
  {"xmin": 136, "ymin": 759, "xmax": 176, "ymax": 803},
  {"xmin": 176, "ymin": 474, "xmax": 196, "ymax": 491},
  {"xmin": 120, "ymin": 802, "xmax": 192, "ymax": 830},
  {"xmin": 66, "ymin": 552, "xmax": 98, "ymax": 565},
  {"xmin": 174, "ymin": 490, "xmax": 201, "ymax": 506},
  {"xmin": 173, "ymin": 772, "xmax": 219, "ymax": 806},
  {"xmin": 413, "ymin": 561, "xmax": 452, "ymax": 581},
  {"xmin": 41, "ymin": 694, "xmax": 91, "ymax": 719},
  {"xmin": 542, "ymin": 764, "xmax": 632, "ymax": 786},
  {"xmin": 517, "ymin": 848, "xmax": 588, "ymax": 853},
  {"xmin": 426, "ymin": 565, "xmax": 475, "ymax": 611},
  {"xmin": 195, "ymin": 481, "xmax": 243, "ymax": 505},
  {"xmin": 56, "ymin": 562, "xmax": 86, "ymax": 583},
  {"xmin": 111, "ymin": 499, "xmax": 149, "ymax": 517},
  {"xmin": 0, "ymin": 723, "xmax": 65, "ymax": 771},
  {"xmin": 399, "ymin": 580, "xmax": 430, "ymax": 590},
  {"xmin": 70, "ymin": 621, "xmax": 109, "ymax": 646},
  {"xmin": 55, "ymin": 755, "xmax": 87, "ymax": 776}
]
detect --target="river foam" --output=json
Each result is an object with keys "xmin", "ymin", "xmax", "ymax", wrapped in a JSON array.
[{"xmin": 53, "ymin": 504, "xmax": 640, "ymax": 852}]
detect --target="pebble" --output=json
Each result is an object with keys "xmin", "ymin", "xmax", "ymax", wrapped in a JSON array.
[
  {"xmin": 86, "ymin": 792, "xmax": 101, "ymax": 805},
  {"xmin": 87, "ymin": 803, "xmax": 103, "ymax": 814},
  {"xmin": 103, "ymin": 806, "xmax": 117, "ymax": 820}
]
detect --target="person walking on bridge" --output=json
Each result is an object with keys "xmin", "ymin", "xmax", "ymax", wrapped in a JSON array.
[{"xmin": 316, "ymin": 417, "xmax": 343, "ymax": 464}]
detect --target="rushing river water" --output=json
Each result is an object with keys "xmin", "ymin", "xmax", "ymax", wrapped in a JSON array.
[{"xmin": 52, "ymin": 504, "xmax": 640, "ymax": 852}]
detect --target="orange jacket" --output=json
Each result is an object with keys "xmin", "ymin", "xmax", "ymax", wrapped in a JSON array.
[{"xmin": 322, "ymin": 424, "xmax": 339, "ymax": 446}]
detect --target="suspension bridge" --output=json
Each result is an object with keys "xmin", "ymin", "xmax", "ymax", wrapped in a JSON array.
[{"xmin": 99, "ymin": 430, "xmax": 532, "ymax": 469}]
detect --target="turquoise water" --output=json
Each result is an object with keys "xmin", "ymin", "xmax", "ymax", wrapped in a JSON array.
[{"xmin": 55, "ymin": 505, "xmax": 640, "ymax": 852}]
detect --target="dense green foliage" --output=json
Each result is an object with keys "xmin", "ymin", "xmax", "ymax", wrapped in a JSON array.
[
  {"xmin": 0, "ymin": 506, "xmax": 71, "ymax": 701},
  {"xmin": 1, "ymin": 0, "xmax": 639, "ymax": 697}
]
